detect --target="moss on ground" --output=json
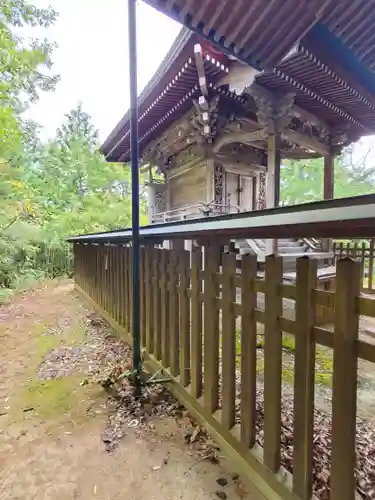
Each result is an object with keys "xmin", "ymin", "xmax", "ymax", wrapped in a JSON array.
[
  {"xmin": 13, "ymin": 317, "xmax": 100, "ymax": 423},
  {"xmin": 235, "ymin": 327, "xmax": 334, "ymax": 387},
  {"xmin": 21, "ymin": 376, "xmax": 82, "ymax": 419}
]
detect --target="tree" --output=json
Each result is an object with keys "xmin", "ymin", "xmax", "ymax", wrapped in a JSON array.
[{"xmin": 0, "ymin": 0, "xmax": 59, "ymax": 160}]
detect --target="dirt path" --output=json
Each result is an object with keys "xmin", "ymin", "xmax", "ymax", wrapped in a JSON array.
[{"xmin": 0, "ymin": 280, "xmax": 263, "ymax": 500}]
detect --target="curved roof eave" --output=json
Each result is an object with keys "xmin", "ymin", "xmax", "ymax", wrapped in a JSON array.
[{"xmin": 100, "ymin": 27, "xmax": 194, "ymax": 157}]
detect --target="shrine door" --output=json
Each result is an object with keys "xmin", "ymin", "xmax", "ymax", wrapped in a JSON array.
[{"xmin": 225, "ymin": 172, "xmax": 254, "ymax": 212}]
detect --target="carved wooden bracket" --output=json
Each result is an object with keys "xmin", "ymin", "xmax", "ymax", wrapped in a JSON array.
[
  {"xmin": 248, "ymin": 86, "xmax": 296, "ymax": 134},
  {"xmin": 190, "ymin": 94, "xmax": 222, "ymax": 143}
]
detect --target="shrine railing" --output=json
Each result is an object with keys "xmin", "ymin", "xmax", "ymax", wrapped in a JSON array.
[
  {"xmin": 150, "ymin": 201, "xmax": 240, "ymax": 224},
  {"xmin": 70, "ymin": 195, "xmax": 375, "ymax": 500}
]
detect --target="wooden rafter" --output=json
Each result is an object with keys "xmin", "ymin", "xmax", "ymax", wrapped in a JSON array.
[
  {"xmin": 212, "ymin": 129, "xmax": 268, "ymax": 153},
  {"xmin": 282, "ymin": 129, "xmax": 330, "ymax": 156},
  {"xmin": 194, "ymin": 44, "xmax": 208, "ymax": 97}
]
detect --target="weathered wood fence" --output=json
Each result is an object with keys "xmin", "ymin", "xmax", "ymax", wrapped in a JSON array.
[
  {"xmin": 74, "ymin": 239, "xmax": 375, "ymax": 500},
  {"xmin": 334, "ymin": 239, "xmax": 375, "ymax": 293}
]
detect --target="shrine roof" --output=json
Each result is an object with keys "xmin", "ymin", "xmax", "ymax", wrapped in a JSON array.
[
  {"xmin": 101, "ymin": 28, "xmax": 232, "ymax": 162},
  {"xmin": 102, "ymin": 1, "xmax": 375, "ymax": 162}
]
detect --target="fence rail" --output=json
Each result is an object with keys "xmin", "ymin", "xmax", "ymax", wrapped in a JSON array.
[{"xmin": 74, "ymin": 237, "xmax": 375, "ymax": 500}]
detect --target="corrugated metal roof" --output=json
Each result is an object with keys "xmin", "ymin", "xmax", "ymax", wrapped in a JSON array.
[
  {"xmin": 323, "ymin": 0, "xmax": 375, "ymax": 71},
  {"xmin": 142, "ymin": 0, "xmax": 332, "ymax": 71}
]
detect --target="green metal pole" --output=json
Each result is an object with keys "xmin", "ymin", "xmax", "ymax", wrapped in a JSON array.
[{"xmin": 128, "ymin": 0, "xmax": 141, "ymax": 382}]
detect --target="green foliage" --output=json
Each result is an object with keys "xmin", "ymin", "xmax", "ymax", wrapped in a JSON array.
[
  {"xmin": 280, "ymin": 149, "xmax": 375, "ymax": 206},
  {"xmin": 0, "ymin": 99, "xmax": 142, "ymax": 302}
]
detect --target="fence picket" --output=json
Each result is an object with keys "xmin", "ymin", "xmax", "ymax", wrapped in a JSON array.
[
  {"xmin": 191, "ymin": 246, "xmax": 203, "ymax": 398},
  {"xmin": 117, "ymin": 245, "xmax": 122, "ymax": 324},
  {"xmin": 331, "ymin": 258, "xmax": 360, "ymax": 500},
  {"xmin": 179, "ymin": 248, "xmax": 190, "ymax": 386},
  {"xmin": 221, "ymin": 252, "xmax": 237, "ymax": 429},
  {"xmin": 139, "ymin": 246, "xmax": 145, "ymax": 346},
  {"xmin": 263, "ymin": 255, "xmax": 283, "ymax": 472},
  {"xmin": 119, "ymin": 246, "xmax": 124, "ymax": 327},
  {"xmin": 240, "ymin": 254, "xmax": 257, "ymax": 448},
  {"xmin": 369, "ymin": 239, "xmax": 374, "ymax": 291},
  {"xmin": 125, "ymin": 246, "xmax": 131, "ymax": 333},
  {"xmin": 161, "ymin": 249, "xmax": 170, "ymax": 368},
  {"xmin": 153, "ymin": 248, "xmax": 161, "ymax": 359},
  {"xmin": 145, "ymin": 246, "xmax": 154, "ymax": 353},
  {"xmin": 108, "ymin": 246, "xmax": 113, "ymax": 316},
  {"xmin": 169, "ymin": 247, "xmax": 180, "ymax": 376},
  {"xmin": 293, "ymin": 257, "xmax": 317, "ymax": 499},
  {"xmin": 203, "ymin": 244, "xmax": 220, "ymax": 413}
]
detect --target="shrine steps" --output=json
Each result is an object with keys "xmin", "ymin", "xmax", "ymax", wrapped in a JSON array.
[{"xmin": 230, "ymin": 237, "xmax": 333, "ymax": 272}]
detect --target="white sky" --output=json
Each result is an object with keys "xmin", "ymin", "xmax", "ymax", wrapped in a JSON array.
[{"xmin": 24, "ymin": 0, "xmax": 182, "ymax": 141}]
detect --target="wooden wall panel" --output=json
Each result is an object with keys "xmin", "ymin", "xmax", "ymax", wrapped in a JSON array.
[{"xmin": 168, "ymin": 163, "xmax": 208, "ymax": 209}]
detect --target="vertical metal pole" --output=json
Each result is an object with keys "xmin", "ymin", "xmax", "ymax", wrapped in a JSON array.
[{"xmin": 128, "ymin": 0, "xmax": 141, "ymax": 377}]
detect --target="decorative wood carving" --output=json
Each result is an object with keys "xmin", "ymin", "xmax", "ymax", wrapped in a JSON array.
[
  {"xmin": 247, "ymin": 86, "xmax": 295, "ymax": 134},
  {"xmin": 154, "ymin": 190, "xmax": 166, "ymax": 213},
  {"xmin": 212, "ymin": 143, "xmax": 267, "ymax": 169},
  {"xmin": 258, "ymin": 173, "xmax": 266, "ymax": 210},
  {"xmin": 281, "ymin": 128, "xmax": 330, "ymax": 157},
  {"xmin": 190, "ymin": 94, "xmax": 222, "ymax": 142},
  {"xmin": 214, "ymin": 162, "xmax": 224, "ymax": 211}
]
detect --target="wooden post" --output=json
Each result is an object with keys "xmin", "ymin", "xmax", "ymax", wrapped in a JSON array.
[
  {"xmin": 169, "ymin": 245, "xmax": 180, "ymax": 376},
  {"xmin": 191, "ymin": 245, "xmax": 203, "ymax": 398},
  {"xmin": 323, "ymin": 153, "xmax": 334, "ymax": 253},
  {"xmin": 107, "ymin": 245, "xmax": 112, "ymax": 315},
  {"xmin": 145, "ymin": 246, "xmax": 154, "ymax": 353},
  {"xmin": 203, "ymin": 243, "xmax": 220, "ymax": 413},
  {"xmin": 119, "ymin": 246, "xmax": 125, "ymax": 327},
  {"xmin": 240, "ymin": 254, "xmax": 257, "ymax": 448},
  {"xmin": 324, "ymin": 153, "xmax": 334, "ymax": 200},
  {"xmin": 263, "ymin": 255, "xmax": 283, "ymax": 472},
  {"xmin": 153, "ymin": 247, "xmax": 162, "ymax": 359},
  {"xmin": 293, "ymin": 257, "xmax": 317, "ymax": 499},
  {"xmin": 221, "ymin": 253, "xmax": 237, "ymax": 429},
  {"xmin": 140, "ymin": 246, "xmax": 146, "ymax": 345},
  {"xmin": 126, "ymin": 246, "xmax": 132, "ymax": 333},
  {"xmin": 179, "ymin": 248, "xmax": 191, "ymax": 386},
  {"xmin": 115, "ymin": 245, "xmax": 121, "ymax": 323},
  {"xmin": 160, "ymin": 249, "xmax": 170, "ymax": 368},
  {"xmin": 369, "ymin": 239, "xmax": 374, "ymax": 292},
  {"xmin": 331, "ymin": 258, "xmax": 360, "ymax": 500},
  {"xmin": 266, "ymin": 134, "xmax": 280, "ymax": 255}
]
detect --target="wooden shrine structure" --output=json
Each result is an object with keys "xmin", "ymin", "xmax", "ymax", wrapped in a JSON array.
[
  {"xmin": 72, "ymin": 3, "xmax": 375, "ymax": 500},
  {"xmin": 101, "ymin": 7, "xmax": 375, "ymax": 267}
]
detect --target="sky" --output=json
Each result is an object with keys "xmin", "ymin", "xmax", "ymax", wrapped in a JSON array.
[{"xmin": 24, "ymin": 0, "xmax": 182, "ymax": 142}]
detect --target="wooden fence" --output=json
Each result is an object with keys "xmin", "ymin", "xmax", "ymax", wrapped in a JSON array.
[
  {"xmin": 334, "ymin": 239, "xmax": 375, "ymax": 293},
  {"xmin": 74, "ymin": 240, "xmax": 375, "ymax": 500}
]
